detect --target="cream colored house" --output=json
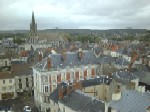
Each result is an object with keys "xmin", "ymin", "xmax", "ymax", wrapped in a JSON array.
[
  {"xmin": 0, "ymin": 57, "xmax": 11, "ymax": 67},
  {"xmin": 82, "ymin": 76, "xmax": 113, "ymax": 102},
  {"xmin": 0, "ymin": 72, "xmax": 16, "ymax": 100},
  {"xmin": 11, "ymin": 62, "xmax": 33, "ymax": 95},
  {"xmin": 33, "ymin": 50, "xmax": 99, "ymax": 112}
]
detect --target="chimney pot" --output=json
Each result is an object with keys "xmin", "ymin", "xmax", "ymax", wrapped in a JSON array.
[{"xmin": 47, "ymin": 57, "xmax": 51, "ymax": 70}]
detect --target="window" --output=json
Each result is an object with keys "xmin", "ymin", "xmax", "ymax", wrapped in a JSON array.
[
  {"xmin": 2, "ymin": 86, "xmax": 6, "ymax": 90},
  {"xmin": 26, "ymin": 83, "xmax": 29, "ymax": 87},
  {"xmin": 96, "ymin": 90, "xmax": 98, "ymax": 96},
  {"xmin": 3, "ymin": 80, "xmax": 5, "ymax": 84},
  {"xmin": 45, "ymin": 86, "xmax": 49, "ymax": 92},
  {"xmin": 104, "ymin": 97, "xmax": 107, "ymax": 101},
  {"xmin": 63, "ymin": 107, "xmax": 65, "ymax": 112},
  {"xmin": 19, "ymin": 79, "xmax": 21, "ymax": 83},
  {"xmin": 80, "ymin": 72, "xmax": 83, "ymax": 79},
  {"xmin": 19, "ymin": 84, "xmax": 22, "ymax": 89},
  {"xmin": 9, "ymin": 79, "xmax": 12, "ymax": 83},
  {"xmin": 26, "ymin": 78, "xmax": 28, "ymax": 82},
  {"xmin": 118, "ymin": 85, "xmax": 120, "ymax": 89},
  {"xmin": 9, "ymin": 86, "xmax": 12, "ymax": 89},
  {"xmin": 71, "ymin": 72, "xmax": 74, "ymax": 79}
]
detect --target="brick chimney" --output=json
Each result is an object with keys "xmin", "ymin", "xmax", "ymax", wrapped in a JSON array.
[
  {"xmin": 38, "ymin": 52, "xmax": 42, "ymax": 62},
  {"xmin": 59, "ymin": 88, "xmax": 64, "ymax": 100},
  {"xmin": 61, "ymin": 49, "xmax": 67, "ymax": 62},
  {"xmin": 67, "ymin": 85, "xmax": 72, "ymax": 95},
  {"xmin": 131, "ymin": 51, "xmax": 138, "ymax": 63},
  {"xmin": 72, "ymin": 81, "xmax": 82, "ymax": 91},
  {"xmin": 128, "ymin": 63, "xmax": 133, "ymax": 72},
  {"xmin": 47, "ymin": 57, "xmax": 51, "ymax": 70}
]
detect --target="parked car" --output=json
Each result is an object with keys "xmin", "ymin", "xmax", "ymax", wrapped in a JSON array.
[{"xmin": 23, "ymin": 106, "xmax": 31, "ymax": 112}]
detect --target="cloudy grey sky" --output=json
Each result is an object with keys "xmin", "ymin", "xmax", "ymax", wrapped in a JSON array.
[{"xmin": 0, "ymin": 0, "xmax": 150, "ymax": 30}]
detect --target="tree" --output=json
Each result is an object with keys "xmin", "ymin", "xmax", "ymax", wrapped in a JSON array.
[{"xmin": 13, "ymin": 37, "xmax": 25, "ymax": 44}]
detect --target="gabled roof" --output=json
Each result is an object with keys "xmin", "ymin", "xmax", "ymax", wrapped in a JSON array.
[
  {"xmin": 34, "ymin": 50, "xmax": 98, "ymax": 71},
  {"xmin": 37, "ymin": 32, "xmax": 67, "ymax": 42},
  {"xmin": 112, "ymin": 71, "xmax": 138, "ymax": 85},
  {"xmin": 134, "ymin": 71, "xmax": 150, "ymax": 85},
  {"xmin": 99, "ymin": 56, "xmax": 115, "ymax": 64},
  {"xmin": 59, "ymin": 90, "xmax": 105, "ymax": 112},
  {"xmin": 50, "ymin": 82, "xmax": 68, "ymax": 103},
  {"xmin": 11, "ymin": 63, "xmax": 32, "ymax": 76},
  {"xmin": 115, "ymin": 57, "xmax": 129, "ymax": 66},
  {"xmin": 82, "ymin": 76, "xmax": 112, "ymax": 87},
  {"xmin": 0, "ymin": 71, "xmax": 13, "ymax": 79},
  {"xmin": 109, "ymin": 90, "xmax": 150, "ymax": 112}
]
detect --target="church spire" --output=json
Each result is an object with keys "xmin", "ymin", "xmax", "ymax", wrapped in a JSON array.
[
  {"xmin": 32, "ymin": 12, "xmax": 35, "ymax": 27},
  {"xmin": 30, "ymin": 11, "xmax": 37, "ymax": 36}
]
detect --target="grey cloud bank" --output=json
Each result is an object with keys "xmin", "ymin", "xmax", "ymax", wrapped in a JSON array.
[{"xmin": 0, "ymin": 0, "xmax": 150, "ymax": 30}]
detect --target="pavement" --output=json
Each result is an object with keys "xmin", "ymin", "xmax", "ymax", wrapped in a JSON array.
[{"xmin": 0, "ymin": 95, "xmax": 39, "ymax": 112}]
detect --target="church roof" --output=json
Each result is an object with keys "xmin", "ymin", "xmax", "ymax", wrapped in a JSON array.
[{"xmin": 37, "ymin": 32, "xmax": 67, "ymax": 42}]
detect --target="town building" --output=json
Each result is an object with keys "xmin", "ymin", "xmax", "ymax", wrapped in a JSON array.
[
  {"xmin": 32, "ymin": 50, "xmax": 99, "ymax": 111},
  {"xmin": 11, "ymin": 62, "xmax": 33, "ymax": 96},
  {"xmin": 2, "ymin": 38, "xmax": 14, "ymax": 46},
  {"xmin": 22, "ymin": 12, "xmax": 68, "ymax": 51},
  {"xmin": 50, "ymin": 82, "xmax": 105, "ymax": 112},
  {"xmin": 0, "ymin": 72, "xmax": 16, "ymax": 100}
]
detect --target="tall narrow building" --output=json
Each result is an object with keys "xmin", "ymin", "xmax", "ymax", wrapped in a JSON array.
[
  {"xmin": 30, "ymin": 12, "xmax": 37, "ymax": 36},
  {"xmin": 27, "ymin": 12, "xmax": 38, "ymax": 44}
]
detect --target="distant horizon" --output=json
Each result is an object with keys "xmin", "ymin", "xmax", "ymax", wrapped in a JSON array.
[{"xmin": 0, "ymin": 28, "xmax": 149, "ymax": 31}]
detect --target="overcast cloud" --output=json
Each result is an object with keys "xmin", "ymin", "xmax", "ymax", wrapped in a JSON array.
[{"xmin": 0, "ymin": 0, "xmax": 150, "ymax": 30}]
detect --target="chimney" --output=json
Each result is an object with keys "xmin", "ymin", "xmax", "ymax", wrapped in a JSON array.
[
  {"xmin": 47, "ymin": 57, "xmax": 51, "ymax": 70},
  {"xmin": 78, "ymin": 48, "xmax": 83, "ymax": 60},
  {"xmin": 61, "ymin": 49, "xmax": 66, "ymax": 62},
  {"xmin": 72, "ymin": 81, "xmax": 82, "ymax": 91},
  {"xmin": 128, "ymin": 63, "xmax": 133, "ymax": 72},
  {"xmin": 38, "ymin": 52, "xmax": 42, "ymax": 62},
  {"xmin": 67, "ymin": 85, "xmax": 72, "ymax": 95},
  {"xmin": 59, "ymin": 88, "xmax": 64, "ymax": 100}
]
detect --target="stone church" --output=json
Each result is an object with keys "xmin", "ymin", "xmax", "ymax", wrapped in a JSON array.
[{"xmin": 26, "ymin": 12, "xmax": 68, "ymax": 48}]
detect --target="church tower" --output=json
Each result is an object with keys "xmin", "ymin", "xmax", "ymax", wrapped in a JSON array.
[
  {"xmin": 28, "ymin": 12, "xmax": 38, "ymax": 44},
  {"xmin": 30, "ymin": 12, "xmax": 37, "ymax": 36}
]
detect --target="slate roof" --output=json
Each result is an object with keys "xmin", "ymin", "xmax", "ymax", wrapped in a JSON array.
[
  {"xmin": 112, "ymin": 71, "xmax": 138, "ymax": 85},
  {"xmin": 134, "ymin": 71, "xmax": 150, "ymax": 85},
  {"xmin": 82, "ymin": 76, "xmax": 112, "ymax": 87},
  {"xmin": 34, "ymin": 50, "xmax": 98, "ymax": 71},
  {"xmin": 138, "ymin": 65, "xmax": 150, "ymax": 72},
  {"xmin": 59, "ymin": 90, "xmax": 105, "ymax": 112},
  {"xmin": 99, "ymin": 56, "xmax": 115, "ymax": 64},
  {"xmin": 109, "ymin": 90, "xmax": 150, "ymax": 112},
  {"xmin": 115, "ymin": 57, "xmax": 129, "ymax": 66},
  {"xmin": 49, "ymin": 82, "xmax": 68, "ymax": 103},
  {"xmin": 37, "ymin": 32, "xmax": 67, "ymax": 42}
]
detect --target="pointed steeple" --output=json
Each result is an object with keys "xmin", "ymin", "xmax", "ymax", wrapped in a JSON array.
[
  {"xmin": 32, "ymin": 12, "xmax": 35, "ymax": 27},
  {"xmin": 30, "ymin": 11, "xmax": 37, "ymax": 36}
]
